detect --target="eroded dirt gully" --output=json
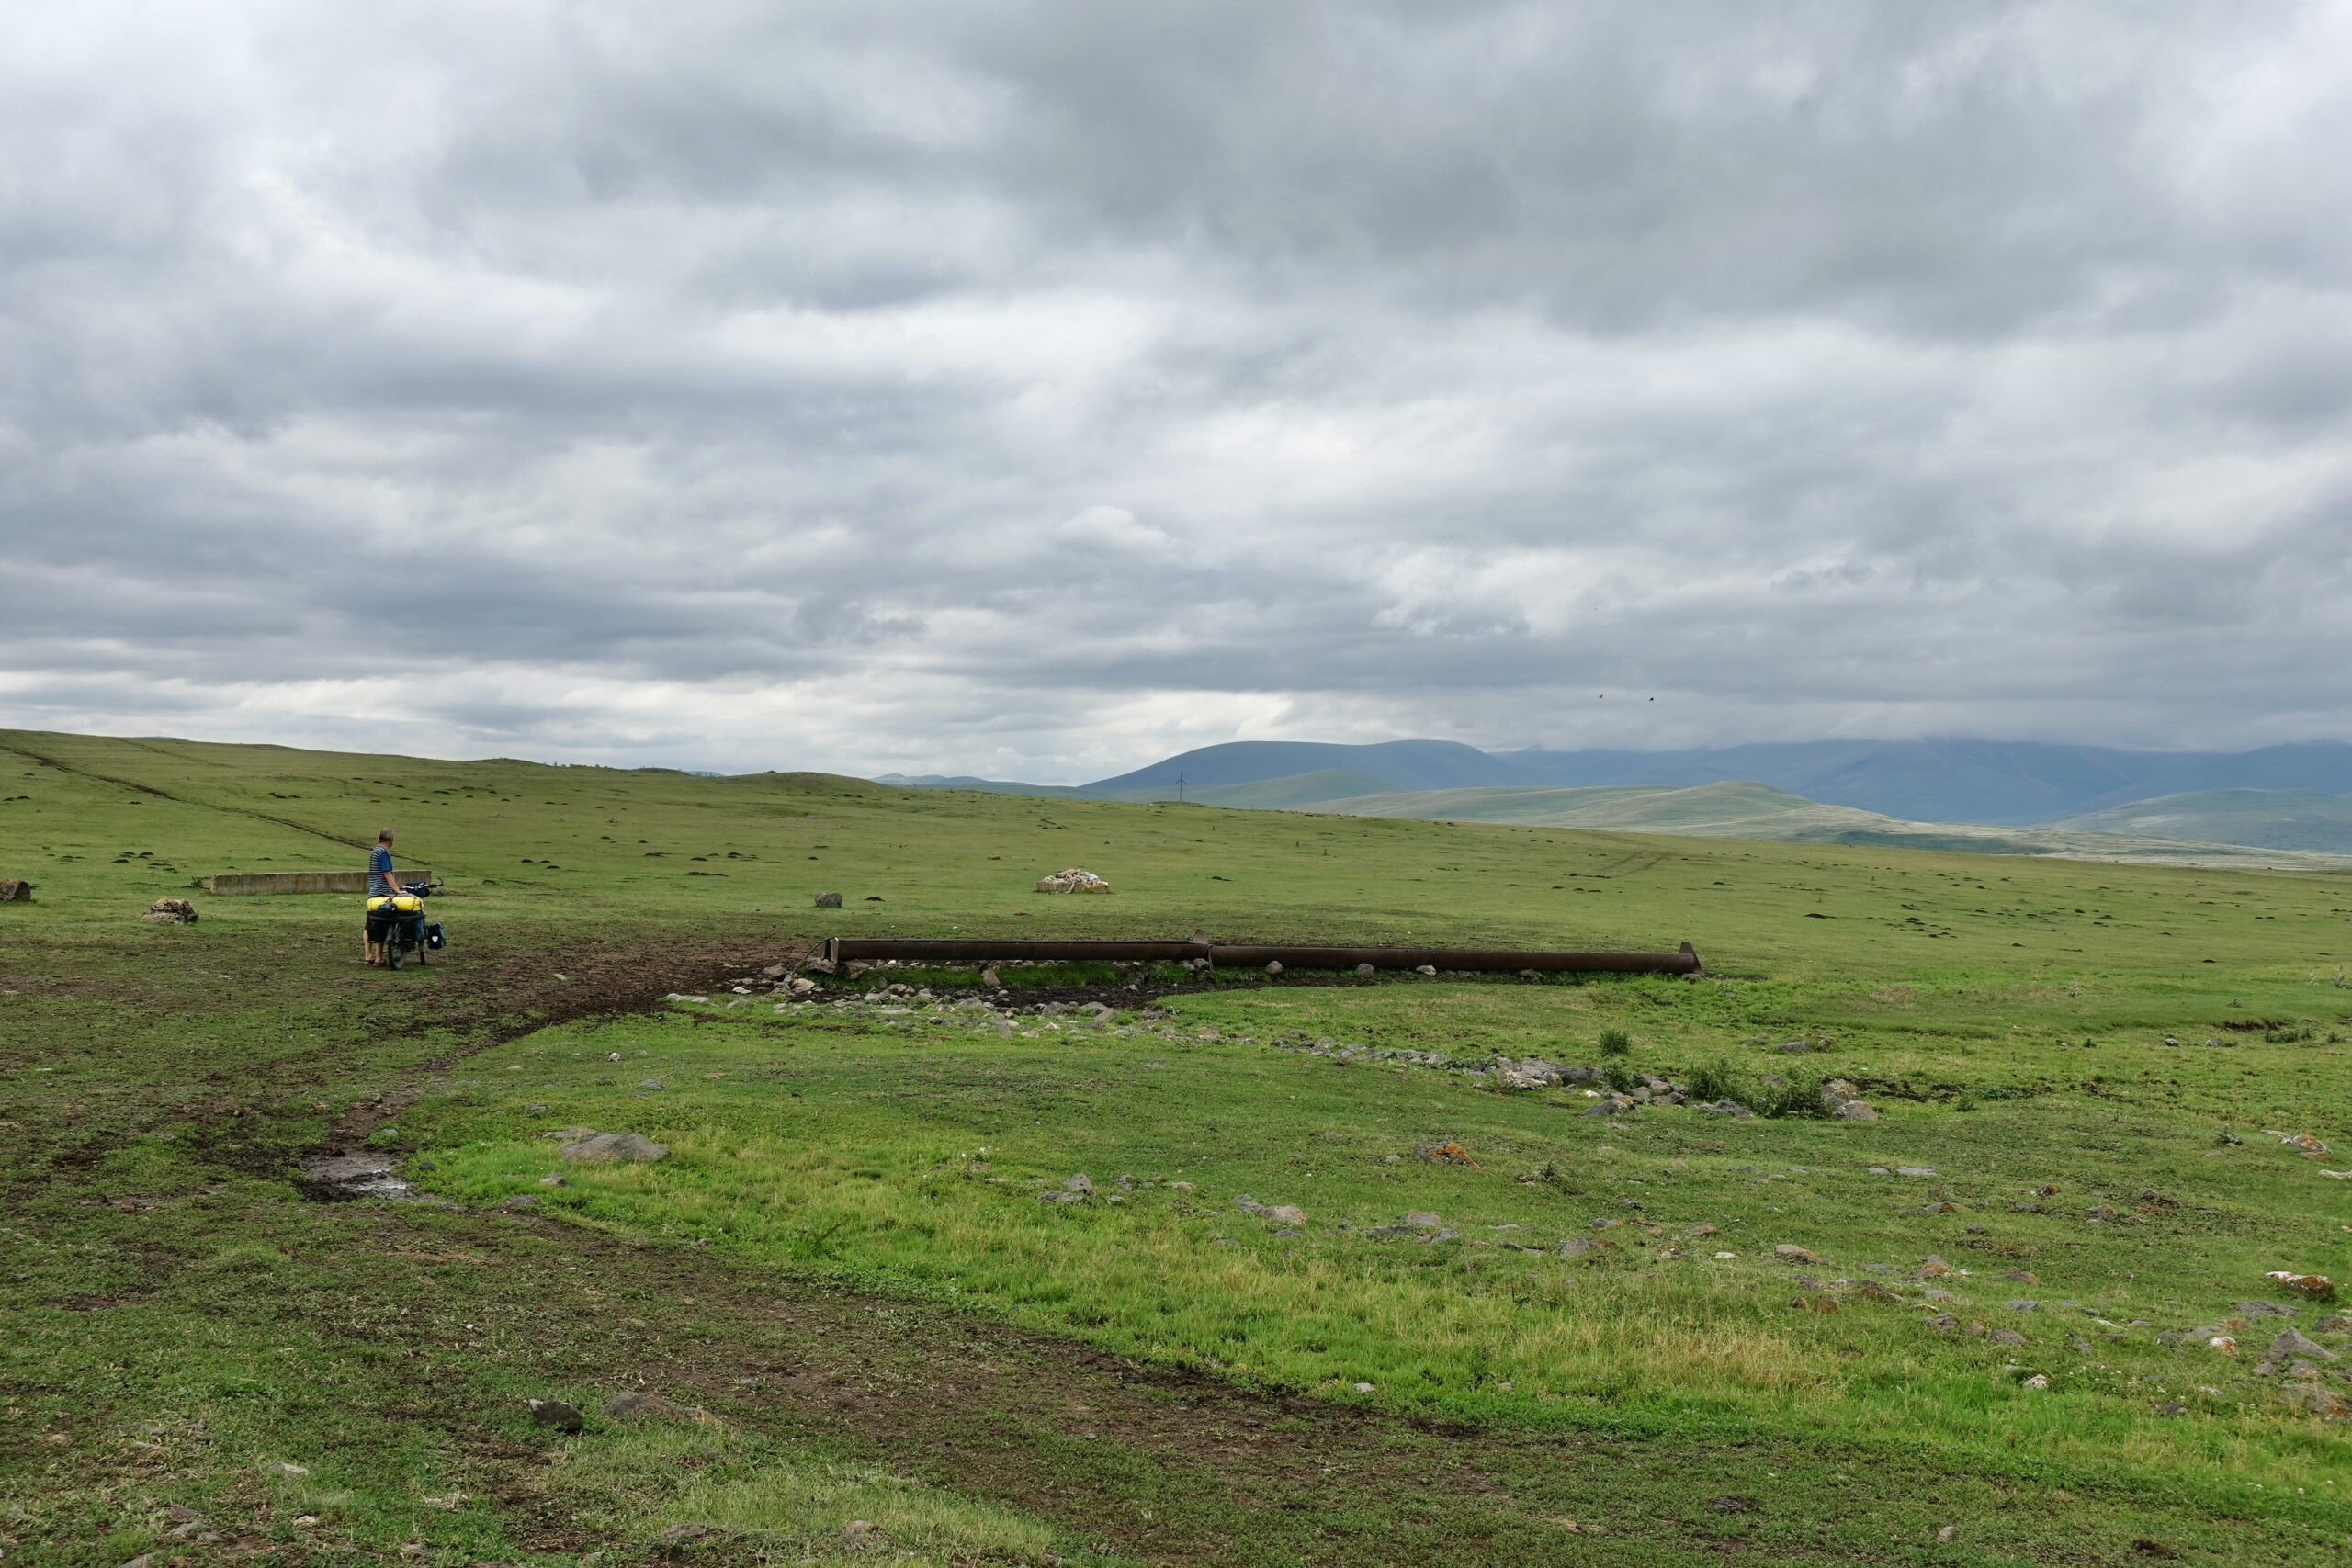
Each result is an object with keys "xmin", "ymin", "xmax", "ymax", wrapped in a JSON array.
[
  {"xmin": 356, "ymin": 1201, "xmax": 1727, "ymax": 1566},
  {"xmin": 291, "ymin": 945, "xmax": 1704, "ymax": 1562}
]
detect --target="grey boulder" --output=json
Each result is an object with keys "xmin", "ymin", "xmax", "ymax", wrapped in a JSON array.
[{"xmin": 559, "ymin": 1131, "xmax": 669, "ymax": 1163}]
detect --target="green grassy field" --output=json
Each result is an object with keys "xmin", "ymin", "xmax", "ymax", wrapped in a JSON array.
[{"xmin": 6, "ymin": 727, "xmax": 2352, "ymax": 1564}]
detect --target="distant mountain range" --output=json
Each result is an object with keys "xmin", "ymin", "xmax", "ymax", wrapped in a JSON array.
[{"xmin": 876, "ymin": 738, "xmax": 2352, "ymax": 857}]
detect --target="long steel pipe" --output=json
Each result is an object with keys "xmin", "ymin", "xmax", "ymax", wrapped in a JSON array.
[{"xmin": 820, "ymin": 937, "xmax": 1701, "ymax": 974}]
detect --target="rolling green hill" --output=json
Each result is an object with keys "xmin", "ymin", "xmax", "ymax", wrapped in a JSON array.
[
  {"xmin": 1098, "ymin": 767, "xmax": 1403, "ymax": 809},
  {"xmin": 1282, "ymin": 776, "xmax": 2352, "ymax": 868},
  {"xmin": 10, "ymin": 727, "xmax": 2352, "ymax": 1562},
  {"xmin": 2055, "ymin": 788, "xmax": 2352, "ymax": 853}
]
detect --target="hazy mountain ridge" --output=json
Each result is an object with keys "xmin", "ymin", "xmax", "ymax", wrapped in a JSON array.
[
  {"xmin": 883, "ymin": 738, "xmax": 2352, "ymax": 858},
  {"xmin": 906, "ymin": 738, "xmax": 2352, "ymax": 826},
  {"xmin": 1272, "ymin": 777, "xmax": 2351, "ymax": 867}
]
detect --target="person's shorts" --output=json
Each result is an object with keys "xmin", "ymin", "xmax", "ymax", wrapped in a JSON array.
[{"xmin": 366, "ymin": 908, "xmax": 396, "ymax": 941}]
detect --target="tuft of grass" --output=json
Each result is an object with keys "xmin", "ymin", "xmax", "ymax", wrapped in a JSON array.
[
  {"xmin": 1598, "ymin": 1026, "xmax": 1632, "ymax": 1057},
  {"xmin": 1748, "ymin": 1069, "xmax": 1827, "ymax": 1119},
  {"xmin": 1683, "ymin": 1056, "xmax": 1743, "ymax": 1104},
  {"xmin": 550, "ymin": 1425, "xmax": 1064, "ymax": 1565}
]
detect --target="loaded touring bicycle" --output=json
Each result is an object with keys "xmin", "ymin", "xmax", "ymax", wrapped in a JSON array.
[{"xmin": 366, "ymin": 879, "xmax": 446, "ymax": 970}]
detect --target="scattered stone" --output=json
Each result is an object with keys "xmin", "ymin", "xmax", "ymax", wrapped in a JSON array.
[
  {"xmin": 1778, "ymin": 1041, "xmax": 1810, "ymax": 1054},
  {"xmin": 1938, "ymin": 1526, "xmax": 1959, "ymax": 1542},
  {"xmin": 2021, "ymin": 1373, "xmax": 2050, "ymax": 1389},
  {"xmin": 2070, "ymin": 1335, "xmax": 2094, "ymax": 1354},
  {"xmin": 537, "ymin": 1175, "xmax": 567, "ymax": 1188},
  {"xmin": 139, "ymin": 897, "xmax": 198, "ymax": 925},
  {"xmin": 1709, "ymin": 1496, "xmax": 1757, "ymax": 1514},
  {"xmin": 1772, "ymin": 1244, "xmax": 1822, "ymax": 1264},
  {"xmin": 265, "ymin": 1461, "xmax": 310, "ymax": 1476},
  {"xmin": 2267, "ymin": 1270, "xmax": 2338, "ymax": 1302},
  {"xmin": 1415, "ymin": 964, "xmax": 1437, "ymax": 976},
  {"xmin": 603, "ymin": 1390, "xmax": 712, "ymax": 1422},
  {"xmin": 1234, "ymin": 1194, "xmax": 1307, "ymax": 1224},
  {"xmin": 1990, "ymin": 1328, "xmax": 2028, "ymax": 1347},
  {"xmin": 527, "ymin": 1398, "xmax": 584, "ymax": 1432},
  {"xmin": 1355, "ymin": 963, "xmax": 1374, "ymax": 977},
  {"xmin": 558, "ymin": 1132, "xmax": 669, "ymax": 1163},
  {"xmin": 1415, "ymin": 1141, "xmax": 1477, "ymax": 1166},
  {"xmin": 2281, "ymin": 1384, "xmax": 2352, "ymax": 1418},
  {"xmin": 1558, "ymin": 1237, "xmax": 1607, "ymax": 1258},
  {"xmin": 1896, "ymin": 1166, "xmax": 1935, "ymax": 1178},
  {"xmin": 656, "ymin": 1524, "xmax": 719, "ymax": 1543},
  {"xmin": 499, "ymin": 1195, "xmax": 540, "ymax": 1211},
  {"xmin": 2314, "ymin": 1315, "xmax": 2350, "ymax": 1333},
  {"xmin": 813, "ymin": 892, "xmax": 843, "ymax": 908},
  {"xmin": 1924, "ymin": 1313, "xmax": 1958, "ymax": 1333},
  {"xmin": 0, "ymin": 880, "xmax": 32, "ymax": 901},
  {"xmin": 1265, "ymin": 961, "xmax": 1283, "ymax": 976},
  {"xmin": 2004, "ymin": 1300, "xmax": 2041, "ymax": 1312},
  {"xmin": 1065, "ymin": 1173, "xmax": 1094, "ymax": 1195},
  {"xmin": 1580, "ymin": 1095, "xmax": 1636, "ymax": 1118},
  {"xmin": 1034, "ymin": 868, "xmax": 1112, "ymax": 894},
  {"xmin": 2236, "ymin": 1301, "xmax": 2297, "ymax": 1318},
  {"xmin": 1834, "ymin": 1100, "xmax": 1878, "ymax": 1121},
  {"xmin": 2273, "ymin": 1327, "xmax": 2335, "ymax": 1360}
]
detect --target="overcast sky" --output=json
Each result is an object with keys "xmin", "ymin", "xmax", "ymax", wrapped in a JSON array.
[{"xmin": 6, "ymin": 2, "xmax": 2351, "ymax": 782}]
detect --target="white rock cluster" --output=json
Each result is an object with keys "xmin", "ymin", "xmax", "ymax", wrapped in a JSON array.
[{"xmin": 1034, "ymin": 867, "xmax": 1112, "ymax": 893}]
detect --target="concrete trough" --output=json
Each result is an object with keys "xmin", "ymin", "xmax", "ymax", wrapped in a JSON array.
[
  {"xmin": 821, "ymin": 936, "xmax": 1702, "ymax": 975},
  {"xmin": 208, "ymin": 870, "xmax": 430, "ymax": 896}
]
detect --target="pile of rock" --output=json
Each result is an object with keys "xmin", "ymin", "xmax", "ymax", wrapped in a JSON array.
[
  {"xmin": 1489, "ymin": 1057, "xmax": 1578, "ymax": 1089},
  {"xmin": 1819, "ymin": 1078, "xmax": 1878, "ymax": 1120},
  {"xmin": 0, "ymin": 880, "xmax": 30, "ymax": 902},
  {"xmin": 139, "ymin": 897, "xmax": 198, "ymax": 925},
  {"xmin": 1034, "ymin": 867, "xmax": 1112, "ymax": 894}
]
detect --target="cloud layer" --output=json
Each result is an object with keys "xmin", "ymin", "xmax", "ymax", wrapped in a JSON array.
[{"xmin": 5, "ymin": 1, "xmax": 2350, "ymax": 780}]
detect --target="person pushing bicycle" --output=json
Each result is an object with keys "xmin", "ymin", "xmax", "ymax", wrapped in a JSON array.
[{"xmin": 364, "ymin": 828, "xmax": 398, "ymax": 966}]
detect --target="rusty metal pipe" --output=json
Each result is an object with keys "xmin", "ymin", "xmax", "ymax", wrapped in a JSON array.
[
  {"xmin": 821, "ymin": 937, "xmax": 1700, "ymax": 974},
  {"xmin": 821, "ymin": 939, "xmax": 1205, "ymax": 965}
]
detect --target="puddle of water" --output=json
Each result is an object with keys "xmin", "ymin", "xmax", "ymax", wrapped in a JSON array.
[{"xmin": 300, "ymin": 1152, "xmax": 415, "ymax": 1201}]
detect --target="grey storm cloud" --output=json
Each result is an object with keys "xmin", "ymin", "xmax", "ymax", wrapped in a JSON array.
[{"xmin": 4, "ymin": 0, "xmax": 2351, "ymax": 780}]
